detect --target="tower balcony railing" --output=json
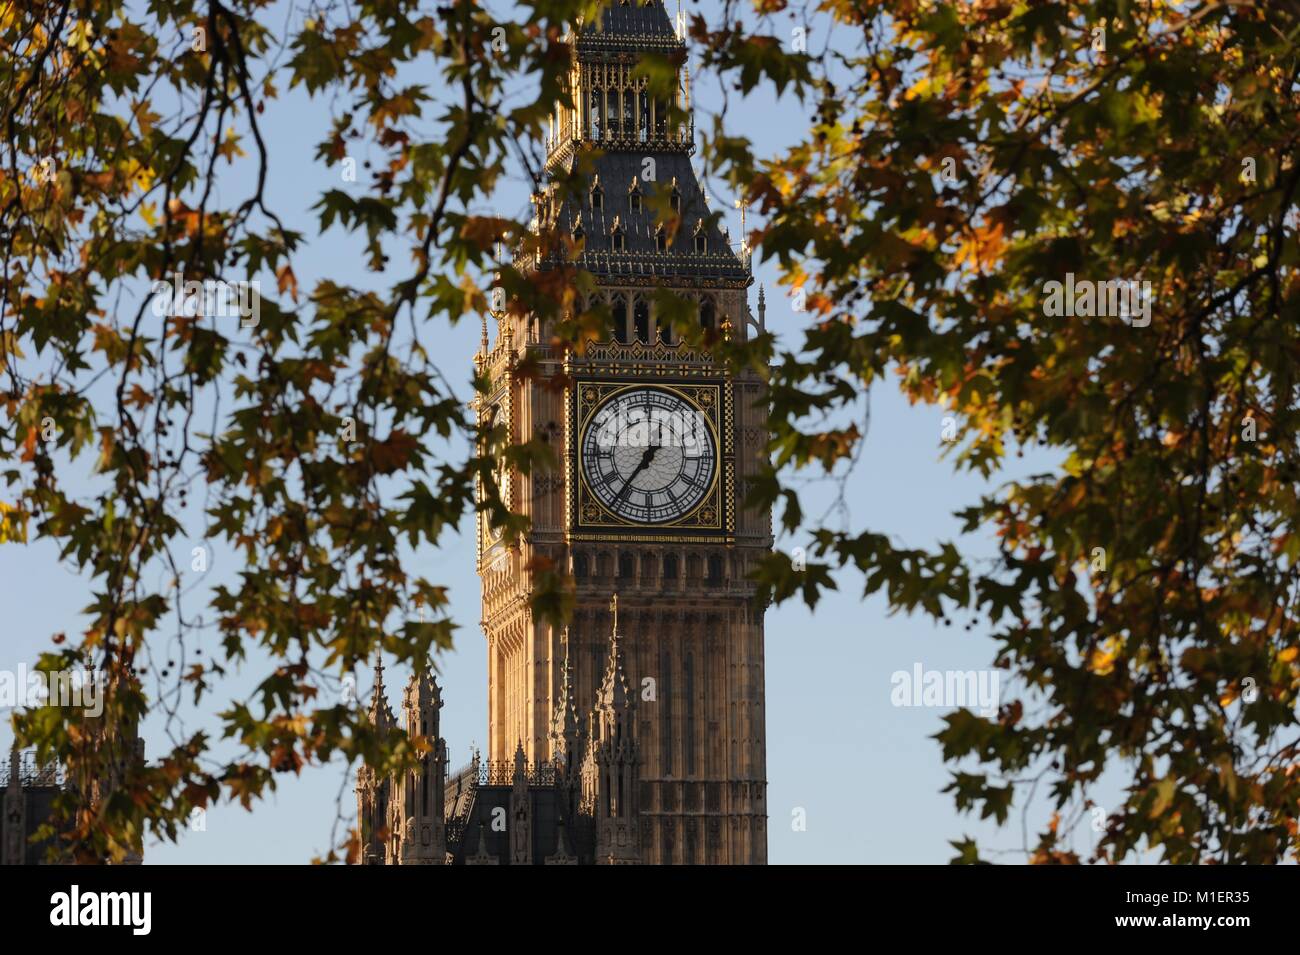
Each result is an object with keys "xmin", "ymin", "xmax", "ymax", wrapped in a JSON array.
[
  {"xmin": 445, "ymin": 753, "xmax": 563, "ymax": 791},
  {"xmin": 524, "ymin": 247, "xmax": 750, "ymax": 280},
  {"xmin": 1, "ymin": 750, "xmax": 65, "ymax": 788},
  {"xmin": 546, "ymin": 121, "xmax": 695, "ymax": 160},
  {"xmin": 479, "ymin": 759, "xmax": 559, "ymax": 787}
]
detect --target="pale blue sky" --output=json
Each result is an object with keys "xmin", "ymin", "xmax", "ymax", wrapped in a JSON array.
[{"xmin": 2, "ymin": 2, "xmax": 1136, "ymax": 864}]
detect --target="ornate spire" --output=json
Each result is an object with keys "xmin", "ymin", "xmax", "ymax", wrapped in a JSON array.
[
  {"xmin": 402, "ymin": 667, "xmax": 443, "ymax": 738},
  {"xmin": 3, "ymin": 744, "xmax": 26, "ymax": 865},
  {"xmin": 584, "ymin": 592, "xmax": 642, "ymax": 864},
  {"xmin": 512, "ymin": 740, "xmax": 528, "ymax": 782},
  {"xmin": 550, "ymin": 627, "xmax": 582, "ymax": 760},
  {"xmin": 509, "ymin": 739, "xmax": 533, "ymax": 864},
  {"xmin": 598, "ymin": 594, "xmax": 633, "ymax": 722},
  {"xmin": 368, "ymin": 652, "xmax": 396, "ymax": 733}
]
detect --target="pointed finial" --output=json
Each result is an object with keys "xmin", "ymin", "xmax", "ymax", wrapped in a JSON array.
[
  {"xmin": 734, "ymin": 197, "xmax": 752, "ymax": 267},
  {"xmin": 609, "ymin": 593, "xmax": 619, "ymax": 635},
  {"xmin": 368, "ymin": 650, "xmax": 396, "ymax": 732}
]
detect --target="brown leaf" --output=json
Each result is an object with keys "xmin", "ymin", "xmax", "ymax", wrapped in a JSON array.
[{"xmin": 276, "ymin": 263, "xmax": 299, "ymax": 303}]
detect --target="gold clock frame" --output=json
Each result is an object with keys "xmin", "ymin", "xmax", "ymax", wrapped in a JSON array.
[{"xmin": 568, "ymin": 377, "xmax": 735, "ymax": 543}]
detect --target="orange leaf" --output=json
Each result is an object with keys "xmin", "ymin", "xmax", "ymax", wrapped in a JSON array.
[
  {"xmin": 372, "ymin": 431, "xmax": 418, "ymax": 474},
  {"xmin": 276, "ymin": 263, "xmax": 299, "ymax": 303}
]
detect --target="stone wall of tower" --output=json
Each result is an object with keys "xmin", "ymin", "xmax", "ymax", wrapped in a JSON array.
[
  {"xmin": 477, "ymin": 322, "xmax": 770, "ymax": 861},
  {"xmin": 476, "ymin": 0, "xmax": 770, "ymax": 863},
  {"xmin": 478, "ymin": 314, "xmax": 570, "ymax": 764},
  {"xmin": 552, "ymin": 556, "xmax": 765, "ymax": 864}
]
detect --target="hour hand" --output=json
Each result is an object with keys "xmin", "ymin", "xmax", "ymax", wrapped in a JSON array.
[{"xmin": 612, "ymin": 444, "xmax": 659, "ymax": 505}]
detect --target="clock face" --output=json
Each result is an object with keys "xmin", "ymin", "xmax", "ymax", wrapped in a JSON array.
[{"xmin": 580, "ymin": 386, "xmax": 717, "ymax": 525}]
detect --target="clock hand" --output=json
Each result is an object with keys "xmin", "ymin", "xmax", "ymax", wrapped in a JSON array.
[{"xmin": 611, "ymin": 443, "xmax": 659, "ymax": 507}]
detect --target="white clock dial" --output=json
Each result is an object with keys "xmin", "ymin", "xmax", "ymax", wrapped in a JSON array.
[{"xmin": 580, "ymin": 386, "xmax": 717, "ymax": 524}]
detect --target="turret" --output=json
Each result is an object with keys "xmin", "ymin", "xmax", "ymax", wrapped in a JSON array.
[
  {"xmin": 3, "ymin": 746, "xmax": 25, "ymax": 865},
  {"xmin": 549, "ymin": 627, "xmax": 583, "ymax": 776},
  {"xmin": 583, "ymin": 594, "xmax": 641, "ymax": 864},
  {"xmin": 398, "ymin": 669, "xmax": 448, "ymax": 864},
  {"xmin": 356, "ymin": 654, "xmax": 397, "ymax": 864}
]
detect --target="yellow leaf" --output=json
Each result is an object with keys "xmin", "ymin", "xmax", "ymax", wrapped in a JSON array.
[
  {"xmin": 0, "ymin": 329, "xmax": 25, "ymax": 360},
  {"xmin": 1088, "ymin": 636, "xmax": 1122, "ymax": 676},
  {"xmin": 1149, "ymin": 778, "xmax": 1175, "ymax": 818},
  {"xmin": 0, "ymin": 501, "xmax": 28, "ymax": 543}
]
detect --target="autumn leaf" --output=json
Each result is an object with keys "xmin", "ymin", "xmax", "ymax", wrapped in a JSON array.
[
  {"xmin": 371, "ymin": 431, "xmax": 418, "ymax": 474},
  {"xmin": 276, "ymin": 263, "xmax": 299, "ymax": 303}
]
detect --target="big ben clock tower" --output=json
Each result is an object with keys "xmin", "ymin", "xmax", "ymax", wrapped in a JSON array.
[{"xmin": 475, "ymin": 0, "xmax": 770, "ymax": 864}]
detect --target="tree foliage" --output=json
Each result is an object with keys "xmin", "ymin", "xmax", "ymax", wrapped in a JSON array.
[
  {"xmin": 702, "ymin": 0, "xmax": 1300, "ymax": 863},
  {"xmin": 2, "ymin": 0, "xmax": 1298, "ymax": 864}
]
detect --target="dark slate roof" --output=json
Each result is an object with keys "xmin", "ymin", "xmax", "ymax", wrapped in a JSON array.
[
  {"xmin": 447, "ymin": 786, "xmax": 595, "ymax": 864},
  {"xmin": 578, "ymin": 1, "xmax": 681, "ymax": 52},
  {"xmin": 553, "ymin": 149, "xmax": 748, "ymax": 280}
]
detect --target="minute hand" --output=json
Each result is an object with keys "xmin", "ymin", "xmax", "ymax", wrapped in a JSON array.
[{"xmin": 612, "ymin": 444, "xmax": 659, "ymax": 507}]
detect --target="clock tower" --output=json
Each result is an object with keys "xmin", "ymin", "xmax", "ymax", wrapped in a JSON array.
[{"xmin": 476, "ymin": 0, "xmax": 770, "ymax": 864}]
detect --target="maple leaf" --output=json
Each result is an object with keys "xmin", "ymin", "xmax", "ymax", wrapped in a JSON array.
[
  {"xmin": 276, "ymin": 263, "xmax": 299, "ymax": 303},
  {"xmin": 371, "ymin": 431, "xmax": 418, "ymax": 474}
]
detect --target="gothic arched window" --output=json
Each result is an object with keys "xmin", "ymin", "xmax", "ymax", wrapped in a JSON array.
[
  {"xmin": 655, "ymin": 225, "xmax": 667, "ymax": 253},
  {"xmin": 663, "ymin": 554, "xmax": 679, "ymax": 580},
  {"xmin": 700, "ymin": 296, "xmax": 715, "ymax": 331},
  {"xmin": 618, "ymin": 553, "xmax": 634, "ymax": 579},
  {"xmin": 611, "ymin": 293, "xmax": 629, "ymax": 344},
  {"xmin": 628, "ymin": 181, "xmax": 643, "ymax": 214},
  {"xmin": 604, "ymin": 88, "xmax": 617, "ymax": 138},
  {"xmin": 707, "ymin": 554, "xmax": 724, "ymax": 585},
  {"xmin": 660, "ymin": 313, "xmax": 675, "ymax": 345},
  {"xmin": 622, "ymin": 90, "xmax": 635, "ymax": 139},
  {"xmin": 573, "ymin": 553, "xmax": 589, "ymax": 579},
  {"xmin": 590, "ymin": 182, "xmax": 603, "ymax": 210},
  {"xmin": 633, "ymin": 296, "xmax": 650, "ymax": 344}
]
